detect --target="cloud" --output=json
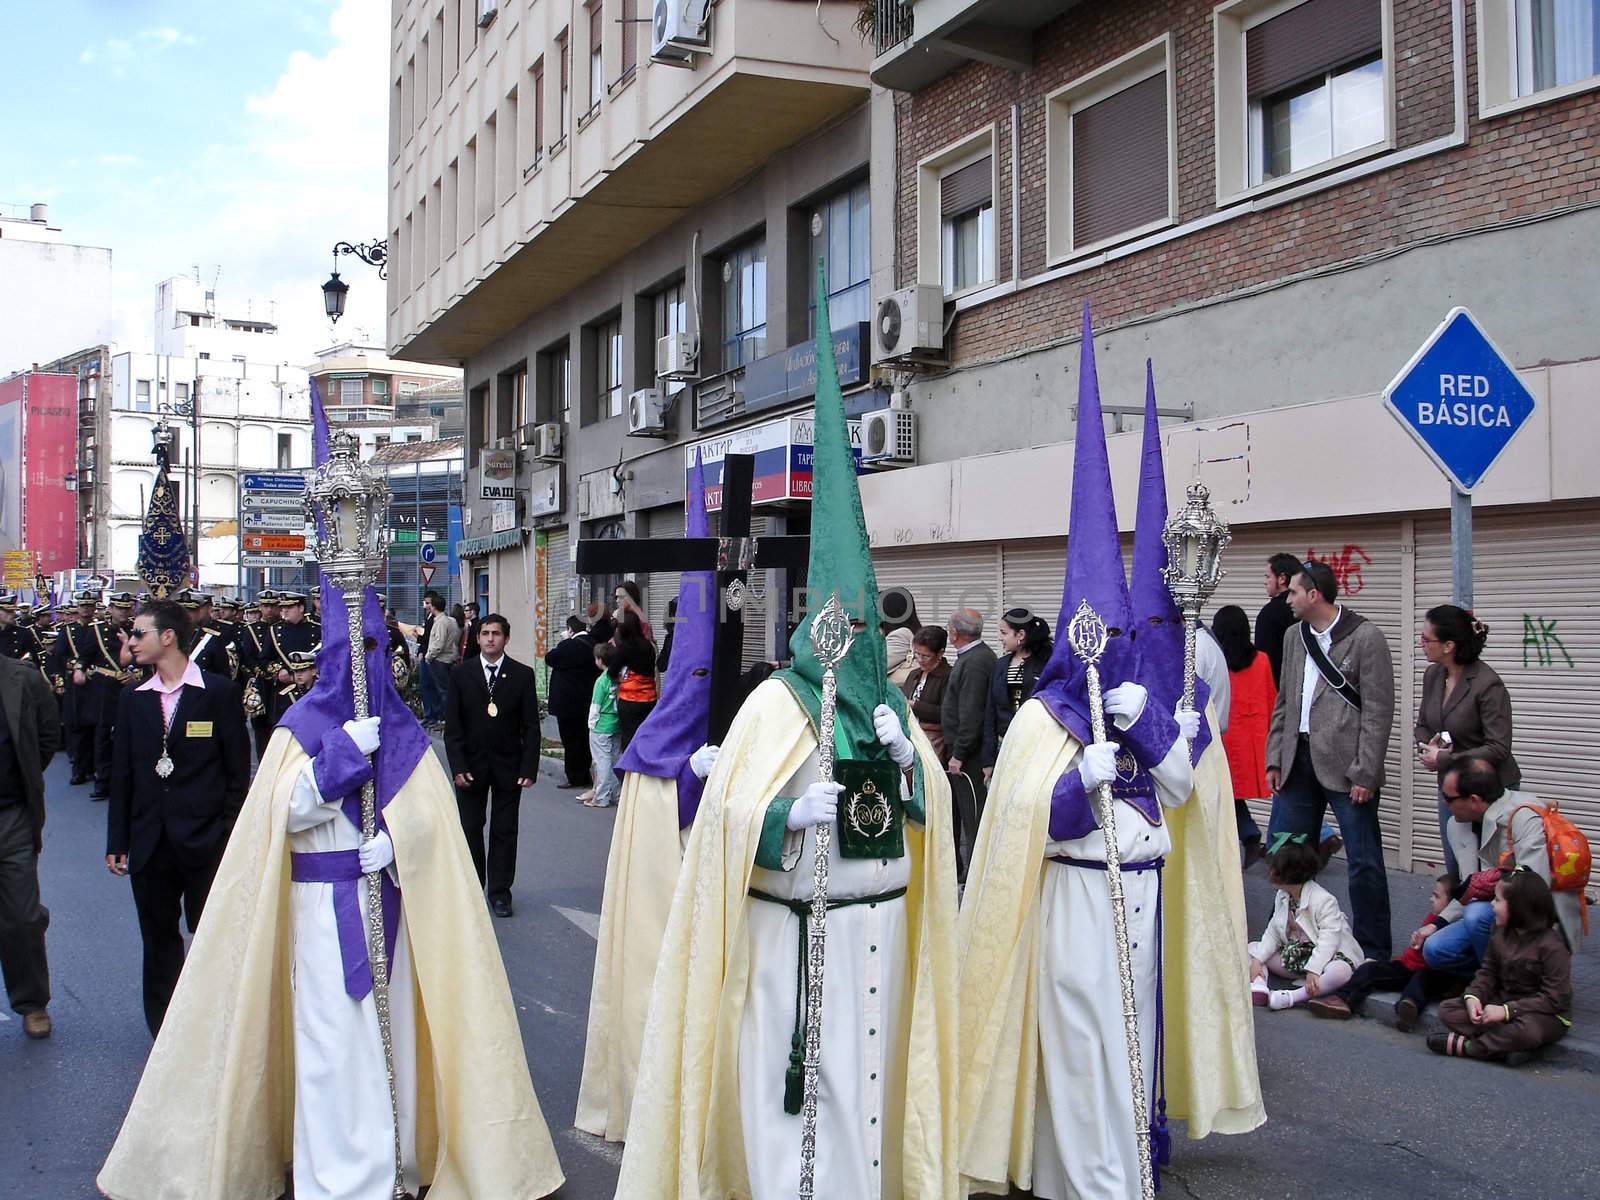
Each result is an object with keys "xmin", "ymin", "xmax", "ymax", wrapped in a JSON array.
[
  {"xmin": 96, "ymin": 153, "xmax": 142, "ymax": 166},
  {"xmin": 106, "ymin": 0, "xmax": 390, "ymax": 364},
  {"xmin": 81, "ymin": 27, "xmax": 197, "ymax": 66}
]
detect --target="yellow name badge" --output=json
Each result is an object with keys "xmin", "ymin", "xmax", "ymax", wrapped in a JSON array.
[{"xmin": 185, "ymin": 721, "xmax": 215, "ymax": 738}]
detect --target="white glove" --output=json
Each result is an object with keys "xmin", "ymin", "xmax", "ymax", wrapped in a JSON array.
[
  {"xmin": 359, "ymin": 830, "xmax": 395, "ymax": 874},
  {"xmin": 1103, "ymin": 682, "xmax": 1147, "ymax": 730},
  {"xmin": 786, "ymin": 781, "xmax": 844, "ymax": 831},
  {"xmin": 1079, "ymin": 742, "xmax": 1119, "ymax": 792},
  {"xmin": 343, "ymin": 716, "xmax": 382, "ymax": 756},
  {"xmin": 1175, "ymin": 708, "xmax": 1202, "ymax": 740},
  {"xmin": 689, "ymin": 743, "xmax": 720, "ymax": 780},
  {"xmin": 872, "ymin": 703, "xmax": 916, "ymax": 769}
]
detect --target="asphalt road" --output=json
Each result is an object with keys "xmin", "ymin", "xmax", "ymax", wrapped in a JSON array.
[{"xmin": 4, "ymin": 747, "xmax": 1594, "ymax": 1199}]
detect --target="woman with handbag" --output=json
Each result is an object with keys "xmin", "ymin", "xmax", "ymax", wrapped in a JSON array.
[
  {"xmin": 1415, "ymin": 604, "xmax": 1520, "ymax": 878},
  {"xmin": 900, "ymin": 626, "xmax": 951, "ymax": 765}
]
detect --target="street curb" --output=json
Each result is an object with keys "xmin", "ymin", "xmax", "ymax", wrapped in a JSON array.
[{"xmin": 1360, "ymin": 988, "xmax": 1598, "ymax": 1071}]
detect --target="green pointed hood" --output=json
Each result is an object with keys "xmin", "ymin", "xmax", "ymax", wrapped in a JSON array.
[{"xmin": 774, "ymin": 260, "xmax": 907, "ymax": 760}]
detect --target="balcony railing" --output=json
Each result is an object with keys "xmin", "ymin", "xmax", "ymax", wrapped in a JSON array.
[{"xmin": 873, "ymin": 0, "xmax": 913, "ymax": 56}]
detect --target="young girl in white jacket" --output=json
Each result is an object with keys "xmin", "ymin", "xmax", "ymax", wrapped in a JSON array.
[{"xmin": 1249, "ymin": 833, "xmax": 1365, "ymax": 1010}]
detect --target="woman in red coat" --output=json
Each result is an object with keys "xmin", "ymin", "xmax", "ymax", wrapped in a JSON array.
[{"xmin": 1213, "ymin": 605, "xmax": 1276, "ymax": 867}]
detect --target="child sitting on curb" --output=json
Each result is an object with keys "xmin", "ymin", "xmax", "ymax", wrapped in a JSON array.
[
  {"xmin": 1430, "ymin": 868, "xmax": 1572, "ymax": 1061},
  {"xmin": 1249, "ymin": 834, "xmax": 1364, "ymax": 1011},
  {"xmin": 1308, "ymin": 873, "xmax": 1464, "ymax": 1029}
]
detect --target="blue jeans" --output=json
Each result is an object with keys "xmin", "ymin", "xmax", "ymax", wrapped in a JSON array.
[
  {"xmin": 418, "ymin": 660, "xmax": 444, "ymax": 723},
  {"xmin": 1268, "ymin": 736, "xmax": 1392, "ymax": 961},
  {"xmin": 1422, "ymin": 900, "xmax": 1495, "ymax": 975}
]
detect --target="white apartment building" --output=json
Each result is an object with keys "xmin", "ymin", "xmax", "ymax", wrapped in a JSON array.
[{"xmin": 0, "ymin": 203, "xmax": 113, "ymax": 376}]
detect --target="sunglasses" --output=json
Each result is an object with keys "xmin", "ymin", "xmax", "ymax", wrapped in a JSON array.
[{"xmin": 127, "ymin": 628, "xmax": 152, "ymax": 640}]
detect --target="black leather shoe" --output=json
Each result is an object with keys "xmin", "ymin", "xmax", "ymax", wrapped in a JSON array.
[
  {"xmin": 90, "ymin": 791, "xmax": 109, "ymax": 802},
  {"xmin": 491, "ymin": 896, "xmax": 513, "ymax": 918},
  {"xmin": 69, "ymin": 774, "xmax": 88, "ymax": 786}
]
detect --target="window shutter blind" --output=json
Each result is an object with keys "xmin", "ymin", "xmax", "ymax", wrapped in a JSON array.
[
  {"xmin": 940, "ymin": 156, "xmax": 993, "ymax": 219},
  {"xmin": 1246, "ymin": 0, "xmax": 1382, "ymax": 98},
  {"xmin": 1072, "ymin": 72, "xmax": 1169, "ymax": 249}
]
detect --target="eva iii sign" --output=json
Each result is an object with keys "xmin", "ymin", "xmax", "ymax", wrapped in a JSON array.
[{"xmin": 1383, "ymin": 307, "xmax": 1535, "ymax": 493}]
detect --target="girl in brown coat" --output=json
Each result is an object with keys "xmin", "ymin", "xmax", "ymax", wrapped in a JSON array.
[{"xmin": 1431, "ymin": 868, "xmax": 1572, "ymax": 1060}]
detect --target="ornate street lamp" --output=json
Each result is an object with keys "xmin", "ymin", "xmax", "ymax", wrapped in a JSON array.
[
  {"xmin": 1161, "ymin": 479, "xmax": 1231, "ymax": 714},
  {"xmin": 321, "ymin": 239, "xmax": 388, "ymax": 324}
]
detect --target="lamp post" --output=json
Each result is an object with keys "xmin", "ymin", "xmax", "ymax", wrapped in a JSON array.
[
  {"xmin": 1160, "ymin": 480, "xmax": 1231, "ymax": 717},
  {"xmin": 322, "ymin": 239, "xmax": 389, "ymax": 325}
]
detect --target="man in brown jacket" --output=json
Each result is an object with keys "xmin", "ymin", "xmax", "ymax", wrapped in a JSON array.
[
  {"xmin": 0, "ymin": 651, "xmax": 62, "ymax": 1038},
  {"xmin": 1266, "ymin": 559, "xmax": 1396, "ymax": 961}
]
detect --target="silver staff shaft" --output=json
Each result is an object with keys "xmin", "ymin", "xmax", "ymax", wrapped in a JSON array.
[
  {"xmin": 1180, "ymin": 614, "xmax": 1199, "ymax": 722},
  {"xmin": 347, "ymin": 605, "xmax": 407, "ymax": 1200}
]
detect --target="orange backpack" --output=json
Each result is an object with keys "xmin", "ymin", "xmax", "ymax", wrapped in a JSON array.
[{"xmin": 1501, "ymin": 801, "xmax": 1592, "ymax": 934}]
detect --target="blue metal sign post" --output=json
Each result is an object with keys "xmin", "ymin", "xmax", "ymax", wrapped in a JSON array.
[{"xmin": 1383, "ymin": 308, "xmax": 1536, "ymax": 608}]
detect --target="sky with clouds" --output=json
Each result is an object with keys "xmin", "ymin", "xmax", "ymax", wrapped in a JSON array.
[{"xmin": 1, "ymin": 0, "xmax": 392, "ymax": 364}]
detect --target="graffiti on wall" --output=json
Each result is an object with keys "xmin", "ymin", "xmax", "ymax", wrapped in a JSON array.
[
  {"xmin": 1306, "ymin": 544, "xmax": 1371, "ymax": 597},
  {"xmin": 1522, "ymin": 615, "xmax": 1575, "ymax": 668}
]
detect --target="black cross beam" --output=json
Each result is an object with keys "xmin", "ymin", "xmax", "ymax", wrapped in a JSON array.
[{"xmin": 575, "ymin": 454, "xmax": 809, "ymax": 740}]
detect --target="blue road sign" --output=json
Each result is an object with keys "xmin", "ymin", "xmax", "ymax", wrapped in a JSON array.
[
  {"xmin": 242, "ymin": 472, "xmax": 306, "ymax": 492},
  {"xmin": 1383, "ymin": 307, "xmax": 1536, "ymax": 493},
  {"xmin": 419, "ymin": 542, "xmax": 437, "ymax": 565}
]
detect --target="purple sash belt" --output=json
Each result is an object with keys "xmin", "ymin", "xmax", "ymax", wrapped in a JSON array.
[{"xmin": 290, "ymin": 849, "xmax": 400, "ymax": 1001}]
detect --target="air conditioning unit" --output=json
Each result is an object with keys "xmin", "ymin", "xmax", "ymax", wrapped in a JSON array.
[
  {"xmin": 477, "ymin": 0, "xmax": 499, "ymax": 28},
  {"xmin": 494, "ymin": 434, "xmax": 517, "ymax": 450},
  {"xmin": 861, "ymin": 408, "xmax": 918, "ymax": 467},
  {"xmin": 655, "ymin": 332, "xmax": 696, "ymax": 380},
  {"xmin": 532, "ymin": 421, "xmax": 563, "ymax": 461},
  {"xmin": 872, "ymin": 284, "xmax": 946, "ymax": 361},
  {"xmin": 651, "ymin": 0, "xmax": 710, "ymax": 66},
  {"xmin": 627, "ymin": 387, "xmax": 668, "ymax": 436}
]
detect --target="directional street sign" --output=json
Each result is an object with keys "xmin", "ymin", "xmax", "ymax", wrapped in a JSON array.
[
  {"xmin": 241, "ymin": 554, "xmax": 306, "ymax": 569},
  {"xmin": 243, "ymin": 533, "xmax": 307, "ymax": 553},
  {"xmin": 1383, "ymin": 307, "xmax": 1536, "ymax": 494},
  {"xmin": 242, "ymin": 509, "xmax": 305, "ymax": 531},
  {"xmin": 241, "ymin": 493, "xmax": 306, "ymax": 510},
  {"xmin": 242, "ymin": 472, "xmax": 306, "ymax": 492},
  {"xmin": 420, "ymin": 542, "xmax": 437, "ymax": 565}
]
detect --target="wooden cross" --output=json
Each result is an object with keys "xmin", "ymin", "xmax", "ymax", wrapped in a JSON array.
[{"xmin": 574, "ymin": 454, "xmax": 809, "ymax": 740}]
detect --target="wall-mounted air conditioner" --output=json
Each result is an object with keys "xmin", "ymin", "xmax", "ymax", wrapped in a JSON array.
[
  {"xmin": 872, "ymin": 285, "xmax": 946, "ymax": 361},
  {"xmin": 627, "ymin": 387, "xmax": 668, "ymax": 436},
  {"xmin": 651, "ymin": 0, "xmax": 710, "ymax": 66},
  {"xmin": 655, "ymin": 332, "xmax": 696, "ymax": 380},
  {"xmin": 861, "ymin": 407, "xmax": 917, "ymax": 467},
  {"xmin": 532, "ymin": 422, "xmax": 563, "ymax": 461}
]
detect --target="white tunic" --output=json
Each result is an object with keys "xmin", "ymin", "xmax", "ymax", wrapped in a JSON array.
[
  {"xmin": 1033, "ymin": 734, "xmax": 1193, "ymax": 1200},
  {"xmin": 739, "ymin": 746, "xmax": 913, "ymax": 1200},
  {"xmin": 286, "ymin": 767, "xmax": 420, "ymax": 1200}
]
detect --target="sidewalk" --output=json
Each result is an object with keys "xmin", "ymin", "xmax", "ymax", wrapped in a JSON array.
[{"xmin": 1240, "ymin": 854, "xmax": 1598, "ymax": 1071}]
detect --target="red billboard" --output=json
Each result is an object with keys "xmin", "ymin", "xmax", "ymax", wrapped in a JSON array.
[{"xmin": 0, "ymin": 372, "xmax": 78, "ymax": 577}]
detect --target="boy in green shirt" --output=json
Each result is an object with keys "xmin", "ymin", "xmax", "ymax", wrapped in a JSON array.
[{"xmin": 586, "ymin": 643, "xmax": 620, "ymax": 807}]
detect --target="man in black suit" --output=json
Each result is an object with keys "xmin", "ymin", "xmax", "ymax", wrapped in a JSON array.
[
  {"xmin": 444, "ymin": 613, "xmax": 540, "ymax": 917},
  {"xmin": 0, "ymin": 652, "xmax": 61, "ymax": 1039},
  {"xmin": 106, "ymin": 599, "xmax": 251, "ymax": 1036},
  {"xmin": 544, "ymin": 615, "xmax": 599, "ymax": 790}
]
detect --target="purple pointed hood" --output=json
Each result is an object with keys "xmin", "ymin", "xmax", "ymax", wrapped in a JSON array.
[
  {"xmin": 1130, "ymin": 361, "xmax": 1212, "ymax": 761},
  {"xmin": 615, "ymin": 450, "xmax": 716, "ymax": 826},
  {"xmin": 278, "ymin": 381, "xmax": 430, "ymax": 832}
]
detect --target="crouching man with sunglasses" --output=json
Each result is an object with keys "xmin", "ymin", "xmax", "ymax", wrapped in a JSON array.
[{"xmin": 105, "ymin": 599, "xmax": 250, "ymax": 1036}]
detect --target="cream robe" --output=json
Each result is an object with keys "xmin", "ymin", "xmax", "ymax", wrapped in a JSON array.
[
  {"xmin": 575, "ymin": 770, "xmax": 686, "ymax": 1142},
  {"xmin": 98, "ymin": 731, "xmax": 565, "ymax": 1200},
  {"xmin": 285, "ymin": 766, "xmax": 420, "ymax": 1200},
  {"xmin": 614, "ymin": 680, "xmax": 961, "ymax": 1200},
  {"xmin": 958, "ymin": 699, "xmax": 1260, "ymax": 1198}
]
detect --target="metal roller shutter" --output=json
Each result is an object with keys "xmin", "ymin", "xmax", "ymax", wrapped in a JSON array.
[
  {"xmin": 743, "ymin": 513, "xmax": 777, "ymax": 667},
  {"xmin": 642, "ymin": 503, "xmax": 684, "ymax": 644},
  {"xmin": 999, "ymin": 538, "xmax": 1068, "ymax": 653},
  {"xmin": 872, "ymin": 542, "xmax": 1001, "ymax": 655},
  {"xmin": 1204, "ymin": 519, "xmax": 1409, "ymax": 861},
  {"xmin": 1412, "ymin": 503, "xmax": 1600, "ymax": 869},
  {"xmin": 544, "ymin": 526, "xmax": 572, "ymax": 651}
]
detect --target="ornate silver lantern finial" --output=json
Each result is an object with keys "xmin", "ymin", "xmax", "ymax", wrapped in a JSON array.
[
  {"xmin": 304, "ymin": 429, "xmax": 390, "ymax": 596},
  {"xmin": 1161, "ymin": 479, "xmax": 1231, "ymax": 718}
]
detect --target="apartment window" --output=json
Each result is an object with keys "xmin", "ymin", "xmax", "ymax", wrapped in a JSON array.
[
  {"xmin": 340, "ymin": 379, "xmax": 363, "ymax": 405},
  {"xmin": 596, "ymin": 317, "xmax": 624, "ymax": 419},
  {"xmin": 808, "ymin": 179, "xmax": 870, "ymax": 334},
  {"xmin": 277, "ymin": 433, "xmax": 292, "ymax": 469},
  {"xmin": 500, "ymin": 86, "xmax": 518, "ymax": 203},
  {"xmin": 199, "ymin": 351, "xmax": 211, "ymax": 361},
  {"xmin": 939, "ymin": 156, "xmax": 994, "ymax": 295},
  {"xmin": 135, "ymin": 379, "xmax": 152, "ymax": 412},
  {"xmin": 400, "ymin": 380, "xmax": 422, "ymax": 395},
  {"xmin": 444, "ymin": 159, "xmax": 459, "ymax": 257},
  {"xmin": 621, "ymin": 0, "xmax": 638, "ymax": 78},
  {"xmin": 427, "ymin": 176, "xmax": 443, "ymax": 273},
  {"xmin": 430, "ymin": 9, "xmax": 445, "ymax": 100},
  {"xmin": 539, "ymin": 342, "xmax": 572, "ymax": 422},
  {"xmin": 653, "ymin": 280, "xmax": 687, "ymax": 396},
  {"xmin": 588, "ymin": 2, "xmax": 604, "ymax": 113},
  {"xmin": 500, "ymin": 363, "xmax": 530, "ymax": 430},
  {"xmin": 471, "ymin": 382, "xmax": 492, "ymax": 453},
  {"xmin": 174, "ymin": 382, "xmax": 190, "ymax": 407},
  {"xmin": 375, "ymin": 435, "xmax": 392, "ymax": 452},
  {"xmin": 478, "ymin": 113, "xmax": 497, "ymax": 224},
  {"xmin": 1047, "ymin": 38, "xmax": 1175, "ymax": 259},
  {"xmin": 460, "ymin": 139, "xmax": 477, "ymax": 245},
  {"xmin": 531, "ymin": 58, "xmax": 546, "ymax": 165},
  {"xmin": 372, "ymin": 379, "xmax": 389, "ymax": 396},
  {"xmin": 720, "ymin": 236, "xmax": 767, "ymax": 370},
  {"xmin": 558, "ymin": 31, "xmax": 571, "ymax": 144},
  {"xmin": 1515, "ymin": 0, "xmax": 1600, "ymax": 95},
  {"xmin": 420, "ymin": 33, "xmax": 432, "ymax": 119}
]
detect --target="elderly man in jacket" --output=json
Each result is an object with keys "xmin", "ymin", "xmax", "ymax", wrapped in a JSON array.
[
  {"xmin": 941, "ymin": 607, "xmax": 996, "ymax": 877},
  {"xmin": 0, "ymin": 652, "xmax": 62, "ymax": 1039},
  {"xmin": 1266, "ymin": 559, "xmax": 1396, "ymax": 961},
  {"xmin": 1418, "ymin": 758, "xmax": 1585, "ymax": 975}
]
